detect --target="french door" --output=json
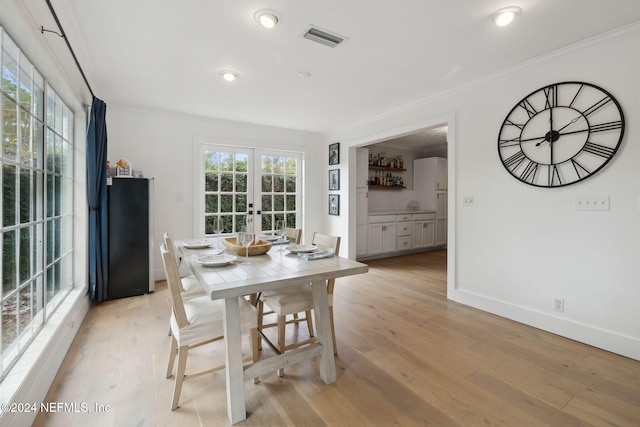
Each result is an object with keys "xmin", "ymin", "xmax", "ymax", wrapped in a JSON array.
[{"xmin": 195, "ymin": 144, "xmax": 302, "ymax": 237}]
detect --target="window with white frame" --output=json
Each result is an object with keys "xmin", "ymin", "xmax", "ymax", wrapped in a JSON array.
[{"xmin": 0, "ymin": 27, "xmax": 74, "ymax": 380}]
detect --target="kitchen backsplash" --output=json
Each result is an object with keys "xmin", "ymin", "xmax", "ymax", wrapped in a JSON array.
[{"xmin": 368, "ymin": 189, "xmax": 418, "ymax": 212}]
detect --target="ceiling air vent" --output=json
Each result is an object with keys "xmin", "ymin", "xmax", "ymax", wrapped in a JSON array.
[{"xmin": 303, "ymin": 26, "xmax": 345, "ymax": 48}]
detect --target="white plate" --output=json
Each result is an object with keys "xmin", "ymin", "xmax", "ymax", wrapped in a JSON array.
[
  {"xmin": 259, "ymin": 233, "xmax": 282, "ymax": 242},
  {"xmin": 183, "ymin": 240, "xmax": 212, "ymax": 249},
  {"xmin": 192, "ymin": 254, "xmax": 237, "ymax": 267},
  {"xmin": 287, "ymin": 244, "xmax": 317, "ymax": 254}
]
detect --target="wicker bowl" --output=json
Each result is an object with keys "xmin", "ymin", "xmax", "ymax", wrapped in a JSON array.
[{"xmin": 222, "ymin": 237, "xmax": 272, "ymax": 256}]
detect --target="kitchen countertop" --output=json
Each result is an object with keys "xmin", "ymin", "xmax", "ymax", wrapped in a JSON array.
[{"xmin": 368, "ymin": 209, "xmax": 435, "ymax": 215}]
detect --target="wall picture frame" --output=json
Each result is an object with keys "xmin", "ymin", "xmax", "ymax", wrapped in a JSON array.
[
  {"xmin": 329, "ymin": 169, "xmax": 340, "ymax": 190},
  {"xmin": 329, "ymin": 194, "xmax": 340, "ymax": 216},
  {"xmin": 329, "ymin": 142, "xmax": 340, "ymax": 165}
]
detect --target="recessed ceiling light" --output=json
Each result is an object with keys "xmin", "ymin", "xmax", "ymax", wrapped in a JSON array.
[
  {"xmin": 492, "ymin": 6, "xmax": 521, "ymax": 27},
  {"xmin": 221, "ymin": 71, "xmax": 237, "ymax": 82},
  {"xmin": 254, "ymin": 10, "xmax": 280, "ymax": 29}
]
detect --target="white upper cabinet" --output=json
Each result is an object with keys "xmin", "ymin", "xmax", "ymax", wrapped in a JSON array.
[{"xmin": 356, "ymin": 148, "xmax": 369, "ymax": 188}]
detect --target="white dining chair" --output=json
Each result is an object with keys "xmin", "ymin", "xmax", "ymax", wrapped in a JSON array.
[
  {"xmin": 160, "ymin": 243, "xmax": 260, "ymax": 410},
  {"xmin": 283, "ymin": 227, "xmax": 302, "ymax": 244},
  {"xmin": 258, "ymin": 233, "xmax": 341, "ymax": 375},
  {"xmin": 163, "ymin": 232, "xmax": 205, "ymax": 301}
]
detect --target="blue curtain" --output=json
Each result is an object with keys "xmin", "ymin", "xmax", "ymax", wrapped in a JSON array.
[{"xmin": 86, "ymin": 97, "xmax": 108, "ymax": 302}]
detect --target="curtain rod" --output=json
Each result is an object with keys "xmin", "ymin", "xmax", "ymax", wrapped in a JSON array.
[{"xmin": 43, "ymin": 0, "xmax": 95, "ymax": 98}]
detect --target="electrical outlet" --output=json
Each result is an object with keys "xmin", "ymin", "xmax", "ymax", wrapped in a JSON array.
[
  {"xmin": 463, "ymin": 195, "xmax": 474, "ymax": 206},
  {"xmin": 553, "ymin": 298, "xmax": 564, "ymax": 313}
]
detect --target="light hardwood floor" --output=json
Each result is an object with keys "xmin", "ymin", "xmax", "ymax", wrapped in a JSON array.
[{"xmin": 33, "ymin": 250, "xmax": 640, "ymax": 426}]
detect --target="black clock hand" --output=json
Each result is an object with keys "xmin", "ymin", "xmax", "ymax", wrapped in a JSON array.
[
  {"xmin": 536, "ymin": 115, "xmax": 583, "ymax": 146},
  {"xmin": 555, "ymin": 116, "xmax": 583, "ymax": 132},
  {"xmin": 521, "ymin": 135, "xmax": 551, "ymax": 143},
  {"xmin": 558, "ymin": 128, "xmax": 590, "ymax": 136}
]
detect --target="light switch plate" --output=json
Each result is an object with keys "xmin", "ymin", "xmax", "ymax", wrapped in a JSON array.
[{"xmin": 574, "ymin": 196, "xmax": 609, "ymax": 211}]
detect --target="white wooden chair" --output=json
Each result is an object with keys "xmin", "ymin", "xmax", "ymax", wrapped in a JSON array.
[
  {"xmin": 160, "ymin": 243, "xmax": 259, "ymax": 410},
  {"xmin": 283, "ymin": 227, "xmax": 302, "ymax": 245},
  {"xmin": 258, "ymin": 233, "xmax": 341, "ymax": 374},
  {"xmin": 163, "ymin": 232, "xmax": 205, "ymax": 301}
]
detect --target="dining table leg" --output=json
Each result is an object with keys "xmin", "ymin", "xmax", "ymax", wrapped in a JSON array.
[
  {"xmin": 223, "ymin": 296, "xmax": 246, "ymax": 424},
  {"xmin": 311, "ymin": 280, "xmax": 337, "ymax": 383}
]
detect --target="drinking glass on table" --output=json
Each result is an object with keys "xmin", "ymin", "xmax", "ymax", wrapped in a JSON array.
[
  {"xmin": 213, "ymin": 216, "xmax": 223, "ymax": 249},
  {"xmin": 274, "ymin": 220, "xmax": 286, "ymax": 251},
  {"xmin": 238, "ymin": 229, "xmax": 254, "ymax": 265}
]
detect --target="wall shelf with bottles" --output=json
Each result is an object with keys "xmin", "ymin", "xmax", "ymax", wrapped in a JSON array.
[
  {"xmin": 368, "ymin": 170, "xmax": 405, "ymax": 189},
  {"xmin": 368, "ymin": 151, "xmax": 406, "ymax": 189},
  {"xmin": 368, "ymin": 185, "xmax": 406, "ymax": 190},
  {"xmin": 368, "ymin": 166, "xmax": 407, "ymax": 172}
]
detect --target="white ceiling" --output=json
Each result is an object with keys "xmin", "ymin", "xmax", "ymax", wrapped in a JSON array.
[{"xmin": 28, "ymin": 0, "xmax": 640, "ymax": 142}]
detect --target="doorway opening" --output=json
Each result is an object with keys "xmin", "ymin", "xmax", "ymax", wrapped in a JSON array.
[{"xmin": 352, "ymin": 119, "xmax": 454, "ymax": 299}]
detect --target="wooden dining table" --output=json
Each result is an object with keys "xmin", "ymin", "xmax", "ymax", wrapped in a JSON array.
[{"xmin": 177, "ymin": 239, "xmax": 368, "ymax": 424}]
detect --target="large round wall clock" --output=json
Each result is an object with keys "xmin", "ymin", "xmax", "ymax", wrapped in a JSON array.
[{"xmin": 498, "ymin": 81, "xmax": 625, "ymax": 187}]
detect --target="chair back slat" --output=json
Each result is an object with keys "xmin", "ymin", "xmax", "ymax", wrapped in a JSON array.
[
  {"xmin": 311, "ymin": 233, "xmax": 341, "ymax": 295},
  {"xmin": 284, "ymin": 228, "xmax": 302, "ymax": 244},
  {"xmin": 163, "ymin": 232, "xmax": 177, "ymax": 261},
  {"xmin": 160, "ymin": 243, "xmax": 190, "ymax": 328}
]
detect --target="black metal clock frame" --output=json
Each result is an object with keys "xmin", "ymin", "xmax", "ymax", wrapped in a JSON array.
[{"xmin": 497, "ymin": 81, "xmax": 625, "ymax": 188}]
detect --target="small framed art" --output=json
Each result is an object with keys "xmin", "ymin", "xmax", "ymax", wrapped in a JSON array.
[
  {"xmin": 329, "ymin": 142, "xmax": 340, "ymax": 165},
  {"xmin": 329, "ymin": 169, "xmax": 340, "ymax": 190},
  {"xmin": 329, "ymin": 194, "xmax": 340, "ymax": 216},
  {"xmin": 115, "ymin": 158, "xmax": 132, "ymax": 177}
]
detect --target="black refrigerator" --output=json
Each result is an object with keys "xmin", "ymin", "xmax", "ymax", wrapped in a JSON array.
[{"xmin": 107, "ymin": 177, "xmax": 154, "ymax": 299}]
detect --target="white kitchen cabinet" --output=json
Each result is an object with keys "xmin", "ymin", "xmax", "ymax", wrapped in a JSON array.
[
  {"xmin": 368, "ymin": 215, "xmax": 396, "ymax": 255},
  {"xmin": 358, "ymin": 212, "xmax": 439, "ymax": 260},
  {"xmin": 414, "ymin": 157, "xmax": 447, "ymax": 248},
  {"xmin": 397, "ymin": 235, "xmax": 412, "ymax": 251},
  {"xmin": 397, "ymin": 221, "xmax": 412, "ymax": 237},
  {"xmin": 436, "ymin": 157, "xmax": 447, "ymax": 190},
  {"xmin": 397, "ymin": 220, "xmax": 412, "ymax": 251},
  {"xmin": 356, "ymin": 224, "xmax": 368, "ymax": 257},
  {"xmin": 413, "ymin": 221, "xmax": 435, "ymax": 248},
  {"xmin": 435, "ymin": 192, "xmax": 447, "ymax": 246},
  {"xmin": 356, "ymin": 148, "xmax": 369, "ymax": 188},
  {"xmin": 412, "ymin": 212, "xmax": 436, "ymax": 249}
]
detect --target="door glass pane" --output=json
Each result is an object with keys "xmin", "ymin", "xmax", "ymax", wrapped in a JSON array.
[
  {"xmin": 257, "ymin": 151, "xmax": 301, "ymax": 234},
  {"xmin": 199, "ymin": 146, "xmax": 301, "ymax": 237},
  {"xmin": 202, "ymin": 148, "xmax": 251, "ymax": 236}
]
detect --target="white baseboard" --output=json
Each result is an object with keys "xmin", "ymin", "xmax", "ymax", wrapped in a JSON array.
[
  {"xmin": 0, "ymin": 286, "xmax": 90, "ymax": 425},
  {"xmin": 453, "ymin": 289, "xmax": 640, "ymax": 361}
]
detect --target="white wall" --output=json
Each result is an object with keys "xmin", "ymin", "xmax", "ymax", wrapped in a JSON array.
[
  {"xmin": 105, "ymin": 106, "xmax": 325, "ymax": 279},
  {"xmin": 328, "ymin": 24, "xmax": 640, "ymax": 360}
]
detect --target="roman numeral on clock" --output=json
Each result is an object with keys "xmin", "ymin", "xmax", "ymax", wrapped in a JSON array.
[
  {"xmin": 590, "ymin": 120, "xmax": 622, "ymax": 133},
  {"xmin": 503, "ymin": 150, "xmax": 526, "ymax": 169},
  {"xmin": 520, "ymin": 161, "xmax": 539, "ymax": 183},
  {"xmin": 549, "ymin": 165, "xmax": 562, "ymax": 186},
  {"xmin": 518, "ymin": 99, "xmax": 538, "ymax": 118},
  {"xmin": 582, "ymin": 142, "xmax": 615, "ymax": 158},
  {"xmin": 544, "ymin": 85, "xmax": 557, "ymax": 109}
]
